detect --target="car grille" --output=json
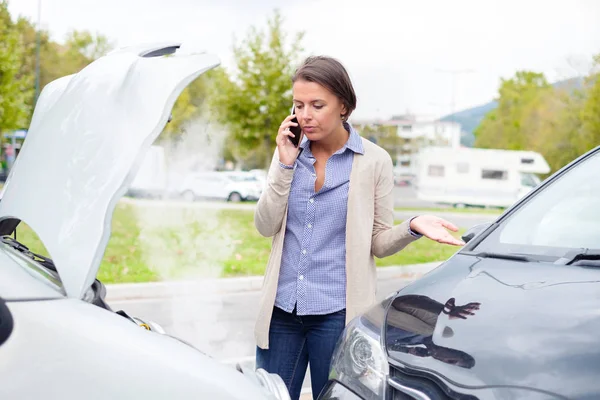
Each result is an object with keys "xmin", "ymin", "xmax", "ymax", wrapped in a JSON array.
[{"xmin": 388, "ymin": 364, "xmax": 478, "ymax": 400}]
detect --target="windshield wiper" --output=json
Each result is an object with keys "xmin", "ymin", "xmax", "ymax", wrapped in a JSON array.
[
  {"xmin": 554, "ymin": 248, "xmax": 600, "ymax": 266},
  {"xmin": 0, "ymin": 235, "xmax": 57, "ymax": 272},
  {"xmin": 467, "ymin": 251, "xmax": 536, "ymax": 262}
]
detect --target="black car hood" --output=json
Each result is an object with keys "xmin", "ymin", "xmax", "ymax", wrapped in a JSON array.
[{"xmin": 385, "ymin": 254, "xmax": 600, "ymax": 399}]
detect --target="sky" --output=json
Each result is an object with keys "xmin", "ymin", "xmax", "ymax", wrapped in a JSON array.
[{"xmin": 9, "ymin": 0, "xmax": 600, "ymax": 120}]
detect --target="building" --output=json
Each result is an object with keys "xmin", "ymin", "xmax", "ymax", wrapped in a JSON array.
[{"xmin": 351, "ymin": 113, "xmax": 462, "ymax": 176}]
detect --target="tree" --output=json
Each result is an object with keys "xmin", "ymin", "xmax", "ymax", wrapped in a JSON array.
[
  {"xmin": 357, "ymin": 123, "xmax": 402, "ymax": 162},
  {"xmin": 580, "ymin": 55, "xmax": 600, "ymax": 153},
  {"xmin": 16, "ymin": 16, "xmax": 114, "ymax": 125},
  {"xmin": 16, "ymin": 17, "xmax": 58, "ymax": 114},
  {"xmin": 473, "ymin": 59, "xmax": 600, "ymax": 175},
  {"xmin": 474, "ymin": 71, "xmax": 552, "ymax": 150},
  {"xmin": 60, "ymin": 30, "xmax": 113, "ymax": 73},
  {"xmin": 211, "ymin": 9, "xmax": 305, "ymax": 168},
  {"xmin": 526, "ymin": 87, "xmax": 584, "ymax": 174},
  {"xmin": 160, "ymin": 71, "xmax": 219, "ymax": 142},
  {"xmin": 0, "ymin": 1, "xmax": 33, "ymax": 132}
]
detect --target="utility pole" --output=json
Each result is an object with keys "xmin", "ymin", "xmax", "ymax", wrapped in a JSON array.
[
  {"xmin": 435, "ymin": 68, "xmax": 474, "ymax": 148},
  {"xmin": 34, "ymin": 0, "xmax": 42, "ymax": 104},
  {"xmin": 435, "ymin": 68, "xmax": 474, "ymax": 121}
]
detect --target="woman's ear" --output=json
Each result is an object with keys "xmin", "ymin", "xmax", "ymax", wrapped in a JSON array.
[{"xmin": 340, "ymin": 105, "xmax": 348, "ymax": 121}]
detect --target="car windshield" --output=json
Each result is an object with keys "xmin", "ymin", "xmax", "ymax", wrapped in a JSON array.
[
  {"xmin": 473, "ymin": 150, "xmax": 600, "ymax": 260},
  {"xmin": 520, "ymin": 172, "xmax": 540, "ymax": 188}
]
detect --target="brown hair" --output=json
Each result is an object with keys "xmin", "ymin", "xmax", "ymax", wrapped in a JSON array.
[{"xmin": 292, "ymin": 56, "xmax": 357, "ymax": 121}]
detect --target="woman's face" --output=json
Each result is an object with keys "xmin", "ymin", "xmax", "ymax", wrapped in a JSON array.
[{"xmin": 292, "ymin": 79, "xmax": 347, "ymax": 143}]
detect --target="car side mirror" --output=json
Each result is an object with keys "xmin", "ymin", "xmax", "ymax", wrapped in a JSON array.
[{"xmin": 462, "ymin": 223, "xmax": 492, "ymax": 244}]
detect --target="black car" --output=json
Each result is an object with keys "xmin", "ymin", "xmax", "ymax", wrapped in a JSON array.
[{"xmin": 319, "ymin": 146, "xmax": 600, "ymax": 400}]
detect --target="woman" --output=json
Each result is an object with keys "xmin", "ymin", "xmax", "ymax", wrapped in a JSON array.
[{"xmin": 254, "ymin": 55, "xmax": 464, "ymax": 400}]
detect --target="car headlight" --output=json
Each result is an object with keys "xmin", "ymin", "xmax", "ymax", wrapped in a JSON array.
[
  {"xmin": 236, "ymin": 363, "xmax": 291, "ymax": 400},
  {"xmin": 131, "ymin": 316, "xmax": 167, "ymax": 334},
  {"xmin": 116, "ymin": 309, "xmax": 168, "ymax": 335},
  {"xmin": 329, "ymin": 298, "xmax": 392, "ymax": 400}
]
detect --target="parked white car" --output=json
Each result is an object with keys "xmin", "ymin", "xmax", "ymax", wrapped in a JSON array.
[
  {"xmin": 249, "ymin": 169, "xmax": 268, "ymax": 188},
  {"xmin": 0, "ymin": 43, "xmax": 289, "ymax": 400},
  {"xmin": 179, "ymin": 171, "xmax": 262, "ymax": 202}
]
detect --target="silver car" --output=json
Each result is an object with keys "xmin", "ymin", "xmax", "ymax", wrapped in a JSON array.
[{"xmin": 0, "ymin": 43, "xmax": 289, "ymax": 400}]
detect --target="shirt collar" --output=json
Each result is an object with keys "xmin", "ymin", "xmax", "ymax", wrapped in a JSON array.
[
  {"xmin": 299, "ymin": 122, "xmax": 364, "ymax": 155},
  {"xmin": 345, "ymin": 122, "xmax": 365, "ymax": 155}
]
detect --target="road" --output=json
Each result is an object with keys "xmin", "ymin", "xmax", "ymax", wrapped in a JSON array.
[
  {"xmin": 106, "ymin": 264, "xmax": 438, "ymax": 396},
  {"xmin": 124, "ymin": 186, "xmax": 499, "ymax": 230},
  {"xmin": 106, "ymin": 269, "xmax": 432, "ymax": 362},
  {"xmin": 393, "ymin": 185, "xmax": 437, "ymax": 208},
  {"xmin": 128, "ymin": 186, "xmax": 429, "ymax": 209}
]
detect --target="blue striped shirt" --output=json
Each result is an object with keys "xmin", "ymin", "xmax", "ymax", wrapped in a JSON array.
[{"xmin": 274, "ymin": 123, "xmax": 364, "ymax": 315}]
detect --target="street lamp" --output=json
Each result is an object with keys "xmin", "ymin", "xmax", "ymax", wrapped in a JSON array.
[
  {"xmin": 34, "ymin": 0, "xmax": 41, "ymax": 104},
  {"xmin": 435, "ymin": 68, "xmax": 475, "ymax": 122}
]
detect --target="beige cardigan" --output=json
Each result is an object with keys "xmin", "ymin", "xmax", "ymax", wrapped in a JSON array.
[{"xmin": 254, "ymin": 138, "xmax": 419, "ymax": 349}]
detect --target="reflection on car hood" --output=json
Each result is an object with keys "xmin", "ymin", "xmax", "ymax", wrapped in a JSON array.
[
  {"xmin": 0, "ymin": 43, "xmax": 219, "ymax": 299},
  {"xmin": 385, "ymin": 254, "xmax": 600, "ymax": 399}
]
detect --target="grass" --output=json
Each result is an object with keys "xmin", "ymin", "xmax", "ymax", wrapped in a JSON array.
[
  {"xmin": 221, "ymin": 209, "xmax": 465, "ymax": 273},
  {"xmin": 219, "ymin": 209, "xmax": 272, "ymax": 276},
  {"xmin": 375, "ymin": 227, "xmax": 465, "ymax": 266},
  {"xmin": 13, "ymin": 203, "xmax": 465, "ymax": 284},
  {"xmin": 15, "ymin": 204, "xmax": 159, "ymax": 284}
]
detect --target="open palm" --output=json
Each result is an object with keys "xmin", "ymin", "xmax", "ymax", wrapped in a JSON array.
[{"xmin": 410, "ymin": 215, "xmax": 465, "ymax": 246}]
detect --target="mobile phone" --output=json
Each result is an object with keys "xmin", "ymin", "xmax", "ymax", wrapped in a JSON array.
[{"xmin": 289, "ymin": 106, "xmax": 302, "ymax": 147}]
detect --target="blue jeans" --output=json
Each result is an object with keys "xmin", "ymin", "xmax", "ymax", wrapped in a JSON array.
[{"xmin": 256, "ymin": 306, "xmax": 346, "ymax": 400}]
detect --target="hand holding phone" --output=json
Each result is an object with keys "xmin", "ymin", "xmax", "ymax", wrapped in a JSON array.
[
  {"xmin": 288, "ymin": 106, "xmax": 302, "ymax": 148},
  {"xmin": 276, "ymin": 109, "xmax": 303, "ymax": 166}
]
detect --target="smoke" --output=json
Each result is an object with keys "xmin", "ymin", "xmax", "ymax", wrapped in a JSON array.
[
  {"xmin": 133, "ymin": 203, "xmax": 234, "ymax": 280},
  {"xmin": 131, "ymin": 115, "xmax": 234, "ymax": 278},
  {"xmin": 124, "ymin": 116, "xmax": 255, "ymax": 361},
  {"xmin": 162, "ymin": 116, "xmax": 231, "ymax": 189}
]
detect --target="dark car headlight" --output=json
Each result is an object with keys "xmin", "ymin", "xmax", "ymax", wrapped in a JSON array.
[{"xmin": 328, "ymin": 297, "xmax": 392, "ymax": 400}]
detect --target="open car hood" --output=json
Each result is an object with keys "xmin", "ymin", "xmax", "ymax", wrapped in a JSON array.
[{"xmin": 0, "ymin": 43, "xmax": 220, "ymax": 299}]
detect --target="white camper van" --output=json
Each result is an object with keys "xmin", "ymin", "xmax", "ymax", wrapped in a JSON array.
[{"xmin": 415, "ymin": 147, "xmax": 550, "ymax": 208}]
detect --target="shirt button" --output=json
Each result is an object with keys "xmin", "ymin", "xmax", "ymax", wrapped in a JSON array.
[
  {"xmin": 299, "ymin": 275, "xmax": 304, "ymax": 280},
  {"xmin": 302, "ymin": 249, "xmax": 307, "ymax": 255},
  {"xmin": 309, "ymin": 198, "xmax": 314, "ymax": 204},
  {"xmin": 307, "ymin": 224, "xmax": 312, "ymax": 228},
  {"xmin": 312, "ymin": 173, "xmax": 316, "ymax": 177}
]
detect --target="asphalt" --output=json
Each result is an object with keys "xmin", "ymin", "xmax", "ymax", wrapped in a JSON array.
[{"xmin": 105, "ymin": 262, "xmax": 441, "ymax": 397}]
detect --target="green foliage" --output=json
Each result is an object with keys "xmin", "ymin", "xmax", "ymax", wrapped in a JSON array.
[
  {"xmin": 16, "ymin": 17, "xmax": 62, "ymax": 97},
  {"xmin": 210, "ymin": 9, "xmax": 305, "ymax": 168},
  {"xmin": 14, "ymin": 14, "xmax": 114, "ymax": 126},
  {"xmin": 160, "ymin": 71, "xmax": 219, "ymax": 142},
  {"xmin": 580, "ymin": 58, "xmax": 600, "ymax": 153},
  {"xmin": 59, "ymin": 30, "xmax": 113, "ymax": 74},
  {"xmin": 10, "ymin": 6, "xmax": 308, "ymax": 168},
  {"xmin": 359, "ymin": 124, "xmax": 403, "ymax": 160},
  {"xmin": 474, "ymin": 61, "xmax": 600, "ymax": 174},
  {"xmin": 0, "ymin": 1, "xmax": 32, "ymax": 131},
  {"xmin": 475, "ymin": 71, "xmax": 552, "ymax": 151}
]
